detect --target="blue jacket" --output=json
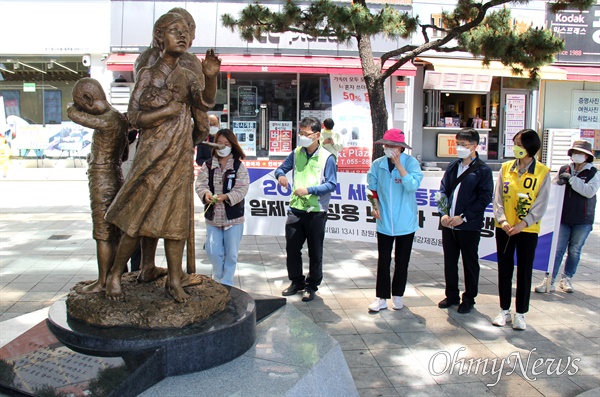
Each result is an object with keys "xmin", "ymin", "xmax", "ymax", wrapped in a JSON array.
[
  {"xmin": 367, "ymin": 153, "xmax": 423, "ymax": 236},
  {"xmin": 439, "ymin": 155, "xmax": 493, "ymax": 231}
]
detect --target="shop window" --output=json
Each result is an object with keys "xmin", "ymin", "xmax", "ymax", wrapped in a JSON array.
[
  {"xmin": 44, "ymin": 90, "xmax": 62, "ymax": 124},
  {"xmin": 299, "ymin": 75, "xmax": 332, "ymax": 111},
  {"xmin": 1, "ymin": 90, "xmax": 21, "ymax": 117},
  {"xmin": 424, "ymin": 90, "xmax": 489, "ymax": 128}
]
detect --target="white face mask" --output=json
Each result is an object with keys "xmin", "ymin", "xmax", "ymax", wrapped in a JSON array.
[
  {"xmin": 209, "ymin": 126, "xmax": 219, "ymax": 135},
  {"xmin": 217, "ymin": 146, "xmax": 231, "ymax": 157},
  {"xmin": 571, "ymin": 154, "xmax": 587, "ymax": 164},
  {"xmin": 384, "ymin": 147, "xmax": 399, "ymax": 158},
  {"xmin": 456, "ymin": 145, "xmax": 471, "ymax": 159},
  {"xmin": 298, "ymin": 135, "xmax": 314, "ymax": 148}
]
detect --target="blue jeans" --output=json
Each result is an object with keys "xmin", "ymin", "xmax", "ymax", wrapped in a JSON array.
[
  {"xmin": 206, "ymin": 223, "xmax": 244, "ymax": 286},
  {"xmin": 550, "ymin": 223, "xmax": 593, "ymax": 280}
]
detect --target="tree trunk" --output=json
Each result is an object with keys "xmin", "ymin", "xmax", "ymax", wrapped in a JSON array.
[
  {"xmin": 357, "ymin": 34, "xmax": 387, "ymax": 161},
  {"xmin": 366, "ymin": 76, "xmax": 387, "ymax": 160}
]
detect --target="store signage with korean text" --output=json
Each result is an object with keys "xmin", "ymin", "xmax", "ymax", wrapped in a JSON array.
[
  {"xmin": 423, "ymin": 71, "xmax": 492, "ymax": 93},
  {"xmin": 243, "ymin": 167, "xmax": 563, "ymax": 273},
  {"xmin": 571, "ymin": 90, "xmax": 600, "ymax": 129},
  {"xmin": 268, "ymin": 121, "xmax": 293, "ymax": 155},
  {"xmin": 238, "ymin": 86, "xmax": 257, "ymax": 117},
  {"xmin": 232, "ymin": 121, "xmax": 257, "ymax": 156},
  {"xmin": 548, "ymin": 4, "xmax": 600, "ymax": 64},
  {"xmin": 330, "ymin": 74, "xmax": 372, "ymax": 172}
]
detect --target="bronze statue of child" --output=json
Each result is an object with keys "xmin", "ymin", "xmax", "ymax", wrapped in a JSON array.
[
  {"xmin": 67, "ymin": 77, "xmax": 129, "ymax": 294},
  {"xmin": 104, "ymin": 11, "xmax": 220, "ymax": 303}
]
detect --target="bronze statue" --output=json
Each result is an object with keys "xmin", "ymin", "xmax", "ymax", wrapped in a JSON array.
[
  {"xmin": 104, "ymin": 11, "xmax": 220, "ymax": 303},
  {"xmin": 134, "ymin": 7, "xmax": 210, "ymax": 145},
  {"xmin": 67, "ymin": 78, "xmax": 129, "ymax": 294},
  {"xmin": 133, "ymin": 7, "xmax": 216, "ymax": 277}
]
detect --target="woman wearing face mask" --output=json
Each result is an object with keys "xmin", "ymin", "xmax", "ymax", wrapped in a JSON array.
[
  {"xmin": 535, "ymin": 140, "xmax": 598, "ymax": 294},
  {"xmin": 366, "ymin": 129, "xmax": 424, "ymax": 312},
  {"xmin": 195, "ymin": 129, "xmax": 249, "ymax": 286},
  {"xmin": 492, "ymin": 129, "xmax": 550, "ymax": 331}
]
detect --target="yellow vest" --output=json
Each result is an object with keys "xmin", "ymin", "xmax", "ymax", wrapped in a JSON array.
[{"xmin": 495, "ymin": 159, "xmax": 549, "ymax": 233}]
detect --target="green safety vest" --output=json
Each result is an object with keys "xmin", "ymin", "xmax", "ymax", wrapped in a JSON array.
[{"xmin": 290, "ymin": 146, "xmax": 332, "ymax": 212}]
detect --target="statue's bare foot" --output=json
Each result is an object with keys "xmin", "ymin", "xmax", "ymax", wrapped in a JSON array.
[
  {"xmin": 105, "ymin": 276, "xmax": 124, "ymax": 300},
  {"xmin": 166, "ymin": 285, "xmax": 190, "ymax": 303},
  {"xmin": 181, "ymin": 273, "xmax": 203, "ymax": 287},
  {"xmin": 137, "ymin": 266, "xmax": 168, "ymax": 283},
  {"xmin": 79, "ymin": 280, "xmax": 105, "ymax": 294}
]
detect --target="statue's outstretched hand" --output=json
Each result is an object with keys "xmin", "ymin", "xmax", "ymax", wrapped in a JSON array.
[{"xmin": 201, "ymin": 49, "xmax": 221, "ymax": 78}]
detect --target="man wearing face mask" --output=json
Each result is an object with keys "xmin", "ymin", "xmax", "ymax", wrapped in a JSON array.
[
  {"xmin": 366, "ymin": 129, "xmax": 424, "ymax": 312},
  {"xmin": 437, "ymin": 128, "xmax": 493, "ymax": 314},
  {"xmin": 275, "ymin": 117, "xmax": 337, "ymax": 302},
  {"xmin": 195, "ymin": 114, "xmax": 220, "ymax": 166},
  {"xmin": 535, "ymin": 140, "xmax": 599, "ymax": 294}
]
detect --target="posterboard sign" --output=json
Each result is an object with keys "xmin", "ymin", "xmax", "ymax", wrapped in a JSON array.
[
  {"xmin": 243, "ymin": 168, "xmax": 561, "ymax": 272},
  {"xmin": 11, "ymin": 125, "xmax": 54, "ymax": 150},
  {"xmin": 232, "ymin": 121, "xmax": 256, "ymax": 157},
  {"xmin": 437, "ymin": 133, "xmax": 457, "ymax": 157},
  {"xmin": 503, "ymin": 94, "xmax": 526, "ymax": 157},
  {"xmin": 330, "ymin": 74, "xmax": 373, "ymax": 172},
  {"xmin": 438, "ymin": 133, "xmax": 488, "ymax": 157},
  {"xmin": 268, "ymin": 121, "xmax": 293, "ymax": 155},
  {"xmin": 237, "ymin": 86, "xmax": 257, "ymax": 118},
  {"xmin": 570, "ymin": 90, "xmax": 600, "ymax": 130},
  {"xmin": 478, "ymin": 133, "xmax": 488, "ymax": 156}
]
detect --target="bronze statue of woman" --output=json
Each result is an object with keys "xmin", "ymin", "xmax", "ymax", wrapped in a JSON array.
[{"xmin": 104, "ymin": 11, "xmax": 220, "ymax": 302}]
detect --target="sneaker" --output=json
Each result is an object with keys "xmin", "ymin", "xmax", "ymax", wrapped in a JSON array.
[
  {"xmin": 513, "ymin": 313, "xmax": 526, "ymax": 330},
  {"xmin": 492, "ymin": 310, "xmax": 512, "ymax": 327},
  {"xmin": 534, "ymin": 277, "xmax": 555, "ymax": 293},
  {"xmin": 368, "ymin": 298, "xmax": 387, "ymax": 312},
  {"xmin": 392, "ymin": 296, "xmax": 403, "ymax": 310},
  {"xmin": 559, "ymin": 277, "xmax": 574, "ymax": 293}
]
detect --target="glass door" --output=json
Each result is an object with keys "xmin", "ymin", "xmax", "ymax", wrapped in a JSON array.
[{"xmin": 228, "ymin": 73, "xmax": 297, "ymax": 159}]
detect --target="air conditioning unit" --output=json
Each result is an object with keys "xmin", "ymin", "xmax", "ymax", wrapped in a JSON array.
[{"xmin": 542, "ymin": 129, "xmax": 580, "ymax": 171}]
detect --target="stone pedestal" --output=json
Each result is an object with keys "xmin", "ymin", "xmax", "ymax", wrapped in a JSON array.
[
  {"xmin": 1, "ymin": 292, "xmax": 357, "ymax": 397},
  {"xmin": 46, "ymin": 287, "xmax": 256, "ymax": 378}
]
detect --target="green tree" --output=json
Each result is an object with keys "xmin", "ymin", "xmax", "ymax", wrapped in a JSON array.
[{"xmin": 222, "ymin": 0, "xmax": 594, "ymax": 159}]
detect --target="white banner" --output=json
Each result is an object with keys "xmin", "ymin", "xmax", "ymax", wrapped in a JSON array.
[
  {"xmin": 330, "ymin": 74, "xmax": 373, "ymax": 172},
  {"xmin": 243, "ymin": 168, "xmax": 562, "ymax": 272}
]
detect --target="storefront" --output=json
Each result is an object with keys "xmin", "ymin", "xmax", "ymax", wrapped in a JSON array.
[
  {"xmin": 0, "ymin": 0, "xmax": 111, "ymax": 158},
  {"xmin": 412, "ymin": 56, "xmax": 567, "ymax": 168},
  {"xmin": 106, "ymin": 0, "xmax": 416, "ymax": 171},
  {"xmin": 540, "ymin": 4, "xmax": 600, "ymax": 171}
]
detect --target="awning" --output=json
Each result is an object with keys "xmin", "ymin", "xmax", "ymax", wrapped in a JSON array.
[
  {"xmin": 417, "ymin": 57, "xmax": 567, "ymax": 80},
  {"xmin": 555, "ymin": 65, "xmax": 600, "ymax": 82},
  {"xmin": 107, "ymin": 53, "xmax": 416, "ymax": 76}
]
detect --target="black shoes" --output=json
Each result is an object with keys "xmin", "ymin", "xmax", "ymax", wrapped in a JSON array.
[
  {"xmin": 282, "ymin": 282, "xmax": 316, "ymax": 301},
  {"xmin": 282, "ymin": 282, "xmax": 305, "ymax": 296},
  {"xmin": 457, "ymin": 302, "xmax": 474, "ymax": 314},
  {"xmin": 438, "ymin": 298, "xmax": 460, "ymax": 309},
  {"xmin": 302, "ymin": 287, "xmax": 316, "ymax": 302}
]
